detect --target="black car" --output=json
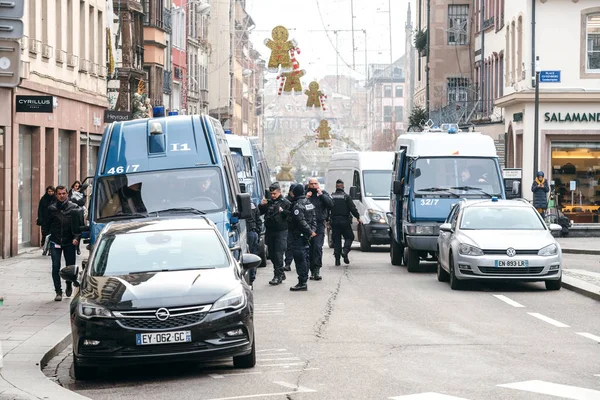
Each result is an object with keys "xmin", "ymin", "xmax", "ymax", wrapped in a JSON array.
[{"xmin": 60, "ymin": 217, "xmax": 261, "ymax": 380}]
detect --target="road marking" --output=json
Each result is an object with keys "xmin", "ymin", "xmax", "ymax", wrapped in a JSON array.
[
  {"xmin": 389, "ymin": 393, "xmax": 469, "ymax": 399},
  {"xmin": 257, "ymin": 349, "xmax": 287, "ymax": 353},
  {"xmin": 527, "ymin": 312, "xmax": 570, "ymax": 327},
  {"xmin": 498, "ymin": 380, "xmax": 600, "ymax": 399},
  {"xmin": 258, "ymin": 353, "xmax": 294, "ymax": 356},
  {"xmin": 257, "ymin": 362, "xmax": 305, "ymax": 367},
  {"xmin": 203, "ymin": 382, "xmax": 316, "ymax": 400},
  {"xmin": 277, "ymin": 368, "xmax": 320, "ymax": 373},
  {"xmin": 209, "ymin": 372, "xmax": 263, "ymax": 379},
  {"xmin": 492, "ymin": 295, "xmax": 525, "ymax": 308},
  {"xmin": 576, "ymin": 332, "xmax": 600, "ymax": 343},
  {"xmin": 259, "ymin": 357, "xmax": 301, "ymax": 362}
]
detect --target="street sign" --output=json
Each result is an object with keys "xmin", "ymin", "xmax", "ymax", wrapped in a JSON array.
[
  {"xmin": 104, "ymin": 110, "xmax": 132, "ymax": 123},
  {"xmin": 540, "ymin": 70, "xmax": 561, "ymax": 83},
  {"xmin": 0, "ymin": 38, "xmax": 20, "ymax": 87},
  {"xmin": 0, "ymin": 1, "xmax": 25, "ymax": 19}
]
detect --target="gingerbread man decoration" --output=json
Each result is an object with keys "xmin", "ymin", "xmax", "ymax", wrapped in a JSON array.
[
  {"xmin": 305, "ymin": 81, "xmax": 325, "ymax": 108},
  {"xmin": 264, "ymin": 26, "xmax": 297, "ymax": 72},
  {"xmin": 282, "ymin": 69, "xmax": 306, "ymax": 94},
  {"xmin": 315, "ymin": 119, "xmax": 332, "ymax": 148}
]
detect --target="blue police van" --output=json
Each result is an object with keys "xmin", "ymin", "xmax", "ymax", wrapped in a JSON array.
[{"xmin": 86, "ymin": 115, "xmax": 251, "ymax": 257}]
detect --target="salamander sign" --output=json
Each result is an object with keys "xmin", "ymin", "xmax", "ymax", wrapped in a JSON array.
[{"xmin": 544, "ymin": 112, "xmax": 600, "ymax": 123}]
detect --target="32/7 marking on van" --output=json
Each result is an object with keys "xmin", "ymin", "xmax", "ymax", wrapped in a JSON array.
[{"xmin": 420, "ymin": 199, "xmax": 440, "ymax": 206}]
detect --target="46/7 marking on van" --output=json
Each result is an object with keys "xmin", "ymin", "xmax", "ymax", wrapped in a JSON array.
[
  {"xmin": 420, "ymin": 199, "xmax": 440, "ymax": 206},
  {"xmin": 106, "ymin": 164, "xmax": 140, "ymax": 174}
]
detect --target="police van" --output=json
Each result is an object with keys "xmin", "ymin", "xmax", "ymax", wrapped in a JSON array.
[
  {"xmin": 86, "ymin": 115, "xmax": 252, "ymax": 258},
  {"xmin": 325, "ymin": 151, "xmax": 395, "ymax": 251},
  {"xmin": 388, "ymin": 124, "xmax": 506, "ymax": 271}
]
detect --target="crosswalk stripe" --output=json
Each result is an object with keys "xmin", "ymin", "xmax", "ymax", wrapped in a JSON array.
[
  {"xmin": 389, "ymin": 393, "xmax": 469, "ymax": 399},
  {"xmin": 498, "ymin": 380, "xmax": 600, "ymax": 399},
  {"xmin": 493, "ymin": 295, "xmax": 525, "ymax": 308},
  {"xmin": 527, "ymin": 312, "xmax": 570, "ymax": 327},
  {"xmin": 576, "ymin": 332, "xmax": 600, "ymax": 343}
]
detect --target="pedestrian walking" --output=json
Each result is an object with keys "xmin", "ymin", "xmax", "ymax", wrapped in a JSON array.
[
  {"xmin": 69, "ymin": 181, "xmax": 87, "ymax": 255},
  {"xmin": 37, "ymin": 185, "xmax": 55, "ymax": 255},
  {"xmin": 283, "ymin": 183, "xmax": 298, "ymax": 271},
  {"xmin": 531, "ymin": 171, "xmax": 550, "ymax": 218},
  {"xmin": 259, "ymin": 182, "xmax": 291, "ymax": 286},
  {"xmin": 330, "ymin": 179, "xmax": 362, "ymax": 265},
  {"xmin": 288, "ymin": 184, "xmax": 317, "ymax": 291},
  {"xmin": 245, "ymin": 200, "xmax": 263, "ymax": 288},
  {"xmin": 44, "ymin": 185, "xmax": 82, "ymax": 301},
  {"xmin": 305, "ymin": 178, "xmax": 333, "ymax": 280}
]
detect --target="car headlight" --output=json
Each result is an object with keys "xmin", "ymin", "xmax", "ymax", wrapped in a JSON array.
[
  {"xmin": 368, "ymin": 209, "xmax": 385, "ymax": 223},
  {"xmin": 458, "ymin": 243, "xmax": 484, "ymax": 256},
  {"xmin": 77, "ymin": 299, "xmax": 114, "ymax": 319},
  {"xmin": 538, "ymin": 243, "xmax": 558, "ymax": 256},
  {"xmin": 211, "ymin": 286, "xmax": 245, "ymax": 312},
  {"xmin": 406, "ymin": 225, "xmax": 435, "ymax": 235}
]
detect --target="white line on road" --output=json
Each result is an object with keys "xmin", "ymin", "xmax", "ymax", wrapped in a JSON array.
[
  {"xmin": 258, "ymin": 357, "xmax": 301, "ymax": 362},
  {"xmin": 257, "ymin": 349, "xmax": 287, "ymax": 352},
  {"xmin": 389, "ymin": 393, "xmax": 469, "ymax": 399},
  {"xmin": 258, "ymin": 353, "xmax": 294, "ymax": 356},
  {"xmin": 576, "ymin": 332, "xmax": 600, "ymax": 343},
  {"xmin": 257, "ymin": 362, "xmax": 305, "ymax": 367},
  {"xmin": 209, "ymin": 372, "xmax": 263, "ymax": 379},
  {"xmin": 527, "ymin": 312, "xmax": 570, "ymax": 327},
  {"xmin": 492, "ymin": 295, "xmax": 525, "ymax": 308},
  {"xmin": 202, "ymin": 382, "xmax": 316, "ymax": 400},
  {"xmin": 277, "ymin": 368, "xmax": 320, "ymax": 373},
  {"xmin": 498, "ymin": 380, "xmax": 600, "ymax": 399},
  {"xmin": 273, "ymin": 381, "xmax": 316, "ymax": 391}
]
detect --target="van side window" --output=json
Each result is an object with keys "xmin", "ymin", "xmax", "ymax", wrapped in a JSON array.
[
  {"xmin": 222, "ymin": 153, "xmax": 239, "ymax": 211},
  {"xmin": 353, "ymin": 171, "xmax": 361, "ymax": 195}
]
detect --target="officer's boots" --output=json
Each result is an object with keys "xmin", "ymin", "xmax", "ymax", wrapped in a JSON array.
[
  {"xmin": 334, "ymin": 255, "xmax": 341, "ymax": 266},
  {"xmin": 269, "ymin": 274, "xmax": 282, "ymax": 285},
  {"xmin": 290, "ymin": 281, "xmax": 307, "ymax": 291},
  {"xmin": 342, "ymin": 252, "xmax": 350, "ymax": 265}
]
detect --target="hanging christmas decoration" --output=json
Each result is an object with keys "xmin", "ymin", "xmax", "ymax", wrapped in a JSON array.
[
  {"xmin": 304, "ymin": 81, "xmax": 327, "ymax": 110},
  {"xmin": 264, "ymin": 25, "xmax": 297, "ymax": 72},
  {"xmin": 314, "ymin": 119, "xmax": 333, "ymax": 149},
  {"xmin": 279, "ymin": 67, "xmax": 306, "ymax": 95}
]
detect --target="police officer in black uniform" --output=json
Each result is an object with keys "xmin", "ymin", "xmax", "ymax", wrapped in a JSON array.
[
  {"xmin": 330, "ymin": 179, "xmax": 362, "ymax": 265},
  {"xmin": 259, "ymin": 182, "xmax": 291, "ymax": 285},
  {"xmin": 283, "ymin": 183, "xmax": 298, "ymax": 272},
  {"xmin": 245, "ymin": 200, "xmax": 263, "ymax": 287},
  {"xmin": 289, "ymin": 184, "xmax": 316, "ymax": 291},
  {"xmin": 306, "ymin": 178, "xmax": 334, "ymax": 280}
]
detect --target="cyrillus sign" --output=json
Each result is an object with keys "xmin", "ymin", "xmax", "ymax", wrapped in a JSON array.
[
  {"xmin": 544, "ymin": 112, "xmax": 600, "ymax": 123},
  {"xmin": 15, "ymin": 95, "xmax": 53, "ymax": 113}
]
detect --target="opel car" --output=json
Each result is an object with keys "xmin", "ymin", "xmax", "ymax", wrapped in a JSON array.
[
  {"xmin": 436, "ymin": 198, "xmax": 563, "ymax": 290},
  {"xmin": 61, "ymin": 217, "xmax": 261, "ymax": 380}
]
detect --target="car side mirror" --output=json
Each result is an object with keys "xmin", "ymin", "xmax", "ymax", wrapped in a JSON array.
[
  {"xmin": 59, "ymin": 265, "xmax": 80, "ymax": 287},
  {"xmin": 241, "ymin": 253, "xmax": 262, "ymax": 270},
  {"xmin": 393, "ymin": 180, "xmax": 403, "ymax": 195},
  {"xmin": 439, "ymin": 223, "xmax": 453, "ymax": 232},
  {"xmin": 414, "ymin": 168, "xmax": 422, "ymax": 179},
  {"xmin": 548, "ymin": 223, "xmax": 562, "ymax": 232},
  {"xmin": 236, "ymin": 192, "xmax": 252, "ymax": 220},
  {"xmin": 349, "ymin": 186, "xmax": 360, "ymax": 200}
]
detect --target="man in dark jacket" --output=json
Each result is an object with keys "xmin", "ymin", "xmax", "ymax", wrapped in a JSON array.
[
  {"xmin": 259, "ymin": 182, "xmax": 291, "ymax": 285},
  {"xmin": 531, "ymin": 171, "xmax": 550, "ymax": 217},
  {"xmin": 330, "ymin": 179, "xmax": 362, "ymax": 266},
  {"xmin": 245, "ymin": 200, "xmax": 263, "ymax": 288},
  {"xmin": 37, "ymin": 185, "xmax": 55, "ymax": 253},
  {"xmin": 289, "ymin": 184, "xmax": 317, "ymax": 291},
  {"xmin": 306, "ymin": 178, "xmax": 334, "ymax": 280},
  {"xmin": 44, "ymin": 185, "xmax": 82, "ymax": 301},
  {"xmin": 283, "ymin": 183, "xmax": 298, "ymax": 271}
]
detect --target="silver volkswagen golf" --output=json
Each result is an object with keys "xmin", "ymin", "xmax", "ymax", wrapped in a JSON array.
[{"xmin": 436, "ymin": 198, "xmax": 563, "ymax": 290}]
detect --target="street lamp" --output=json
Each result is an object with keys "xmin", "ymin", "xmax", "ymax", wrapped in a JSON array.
[{"xmin": 533, "ymin": 55, "xmax": 540, "ymax": 177}]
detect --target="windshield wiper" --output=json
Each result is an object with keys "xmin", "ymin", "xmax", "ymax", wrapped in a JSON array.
[
  {"xmin": 151, "ymin": 207, "xmax": 206, "ymax": 216},
  {"xmin": 97, "ymin": 212, "xmax": 148, "ymax": 221},
  {"xmin": 128, "ymin": 267, "xmax": 213, "ymax": 274},
  {"xmin": 417, "ymin": 187, "xmax": 460, "ymax": 198},
  {"xmin": 450, "ymin": 186, "xmax": 494, "ymax": 198}
]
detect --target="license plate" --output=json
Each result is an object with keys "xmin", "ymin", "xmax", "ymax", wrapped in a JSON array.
[
  {"xmin": 495, "ymin": 260, "xmax": 528, "ymax": 267},
  {"xmin": 136, "ymin": 331, "xmax": 191, "ymax": 346}
]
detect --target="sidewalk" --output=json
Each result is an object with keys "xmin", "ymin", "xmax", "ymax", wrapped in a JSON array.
[
  {"xmin": 0, "ymin": 248, "xmax": 90, "ymax": 400},
  {"xmin": 1, "ymin": 241, "xmax": 599, "ymax": 400}
]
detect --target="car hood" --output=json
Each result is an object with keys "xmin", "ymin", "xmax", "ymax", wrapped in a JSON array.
[
  {"xmin": 459, "ymin": 230, "xmax": 557, "ymax": 250},
  {"xmin": 80, "ymin": 268, "xmax": 240, "ymax": 310}
]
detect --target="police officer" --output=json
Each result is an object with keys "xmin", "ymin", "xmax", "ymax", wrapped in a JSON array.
[
  {"xmin": 289, "ymin": 184, "xmax": 316, "ymax": 291},
  {"xmin": 306, "ymin": 178, "xmax": 333, "ymax": 280},
  {"xmin": 330, "ymin": 179, "xmax": 362, "ymax": 265},
  {"xmin": 245, "ymin": 200, "xmax": 263, "ymax": 288},
  {"xmin": 259, "ymin": 182, "xmax": 291, "ymax": 285},
  {"xmin": 283, "ymin": 183, "xmax": 298, "ymax": 271}
]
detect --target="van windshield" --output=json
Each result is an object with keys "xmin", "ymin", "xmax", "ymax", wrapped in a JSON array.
[
  {"xmin": 94, "ymin": 168, "xmax": 226, "ymax": 221},
  {"xmin": 413, "ymin": 157, "xmax": 502, "ymax": 195},
  {"xmin": 363, "ymin": 170, "xmax": 393, "ymax": 198}
]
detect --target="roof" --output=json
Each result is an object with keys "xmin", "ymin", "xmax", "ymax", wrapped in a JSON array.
[
  {"xmin": 225, "ymin": 134, "xmax": 252, "ymax": 155},
  {"xmin": 330, "ymin": 151, "xmax": 395, "ymax": 170},
  {"xmin": 103, "ymin": 217, "xmax": 216, "ymax": 236},
  {"xmin": 462, "ymin": 199, "xmax": 533, "ymax": 209},
  {"xmin": 396, "ymin": 131, "xmax": 498, "ymax": 157}
]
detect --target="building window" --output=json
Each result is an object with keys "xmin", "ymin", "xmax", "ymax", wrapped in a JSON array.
[
  {"xmin": 447, "ymin": 77, "xmax": 469, "ymax": 104},
  {"xmin": 383, "ymin": 106, "xmax": 392, "ymax": 122},
  {"xmin": 448, "ymin": 4, "xmax": 469, "ymax": 45},
  {"xmin": 384, "ymin": 85, "xmax": 392, "ymax": 97},
  {"xmin": 587, "ymin": 14, "xmax": 600, "ymax": 71},
  {"xmin": 394, "ymin": 106, "xmax": 403, "ymax": 122},
  {"xmin": 58, "ymin": 130, "xmax": 71, "ymax": 186},
  {"xmin": 395, "ymin": 86, "xmax": 403, "ymax": 97}
]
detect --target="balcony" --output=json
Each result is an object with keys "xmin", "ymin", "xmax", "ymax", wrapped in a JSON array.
[
  {"xmin": 497, "ymin": 13, "xmax": 504, "ymax": 29},
  {"xmin": 28, "ymin": 38, "xmax": 41, "ymax": 55},
  {"xmin": 67, "ymin": 53, "xmax": 78, "ymax": 68},
  {"xmin": 164, "ymin": 8, "xmax": 172, "ymax": 33},
  {"xmin": 163, "ymin": 70, "xmax": 172, "ymax": 94},
  {"xmin": 483, "ymin": 16, "xmax": 495, "ymax": 30},
  {"xmin": 41, "ymin": 44, "xmax": 53, "ymax": 59},
  {"xmin": 79, "ymin": 59, "xmax": 91, "ymax": 73},
  {"xmin": 56, "ymin": 50, "xmax": 67, "ymax": 65}
]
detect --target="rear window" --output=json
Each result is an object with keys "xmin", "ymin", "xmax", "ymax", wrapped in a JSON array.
[
  {"xmin": 92, "ymin": 229, "xmax": 230, "ymax": 276},
  {"xmin": 460, "ymin": 207, "xmax": 545, "ymax": 230}
]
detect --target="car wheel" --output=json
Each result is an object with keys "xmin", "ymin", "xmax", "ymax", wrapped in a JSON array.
[
  {"xmin": 359, "ymin": 225, "xmax": 371, "ymax": 252},
  {"xmin": 233, "ymin": 334, "xmax": 256, "ymax": 368},
  {"xmin": 406, "ymin": 247, "xmax": 420, "ymax": 272},
  {"xmin": 390, "ymin": 238, "xmax": 403, "ymax": 266},
  {"xmin": 545, "ymin": 276, "xmax": 562, "ymax": 291},
  {"xmin": 449, "ymin": 255, "xmax": 462, "ymax": 290},
  {"xmin": 402, "ymin": 247, "xmax": 408, "ymax": 266},
  {"xmin": 73, "ymin": 357, "xmax": 96, "ymax": 381},
  {"xmin": 436, "ymin": 251, "xmax": 449, "ymax": 282}
]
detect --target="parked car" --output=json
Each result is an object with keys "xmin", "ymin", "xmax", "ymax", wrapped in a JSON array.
[
  {"xmin": 60, "ymin": 217, "xmax": 261, "ymax": 380},
  {"xmin": 436, "ymin": 198, "xmax": 563, "ymax": 291}
]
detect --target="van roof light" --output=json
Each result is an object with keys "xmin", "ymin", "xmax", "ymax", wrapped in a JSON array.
[{"xmin": 150, "ymin": 122, "xmax": 163, "ymax": 135}]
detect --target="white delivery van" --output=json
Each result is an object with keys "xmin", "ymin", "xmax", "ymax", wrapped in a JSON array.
[{"xmin": 325, "ymin": 151, "xmax": 395, "ymax": 251}]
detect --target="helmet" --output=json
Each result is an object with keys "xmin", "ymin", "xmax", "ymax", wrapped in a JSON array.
[{"xmin": 537, "ymin": 171, "xmax": 544, "ymax": 177}]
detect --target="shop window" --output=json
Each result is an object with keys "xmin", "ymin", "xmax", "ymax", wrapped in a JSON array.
[
  {"xmin": 551, "ymin": 142, "xmax": 600, "ymax": 224},
  {"xmin": 587, "ymin": 14, "xmax": 600, "ymax": 72},
  {"xmin": 18, "ymin": 126, "xmax": 33, "ymax": 247},
  {"xmin": 58, "ymin": 130, "xmax": 71, "ymax": 186}
]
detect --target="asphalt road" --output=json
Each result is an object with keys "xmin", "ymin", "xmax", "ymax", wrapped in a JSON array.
[{"xmin": 49, "ymin": 249, "xmax": 600, "ymax": 400}]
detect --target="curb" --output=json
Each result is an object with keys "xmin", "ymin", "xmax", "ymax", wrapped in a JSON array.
[
  {"xmin": 562, "ymin": 275, "xmax": 600, "ymax": 302},
  {"xmin": 562, "ymin": 248, "xmax": 600, "ymax": 256}
]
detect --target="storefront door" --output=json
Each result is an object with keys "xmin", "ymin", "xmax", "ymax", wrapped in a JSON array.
[{"xmin": 18, "ymin": 126, "xmax": 33, "ymax": 248}]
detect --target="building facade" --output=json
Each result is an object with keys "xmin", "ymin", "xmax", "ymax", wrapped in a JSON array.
[
  {"xmin": 207, "ymin": 0, "xmax": 233, "ymax": 126},
  {"xmin": 142, "ymin": 0, "xmax": 168, "ymax": 108},
  {"xmin": 497, "ymin": 0, "xmax": 600, "ymax": 222},
  {"xmin": 186, "ymin": 0, "xmax": 210, "ymax": 115},
  {"xmin": 0, "ymin": 0, "xmax": 109, "ymax": 257}
]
